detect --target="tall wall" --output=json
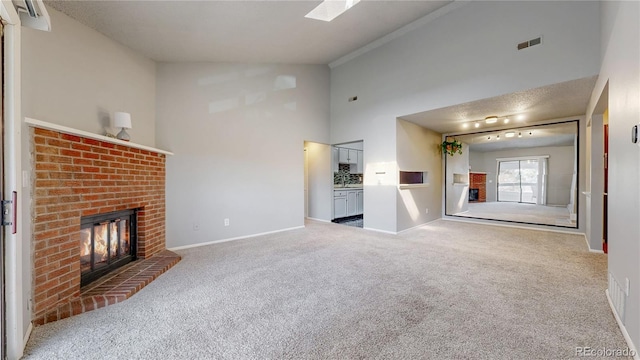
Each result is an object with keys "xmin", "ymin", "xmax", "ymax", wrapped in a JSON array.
[
  {"xmin": 330, "ymin": 1, "xmax": 600, "ymax": 233},
  {"xmin": 155, "ymin": 63, "xmax": 330, "ymax": 248},
  {"xmin": 22, "ymin": 8, "xmax": 156, "ymax": 146},
  {"xmin": 587, "ymin": 0, "xmax": 640, "ymax": 350},
  {"xmin": 396, "ymin": 119, "xmax": 442, "ymax": 232}
]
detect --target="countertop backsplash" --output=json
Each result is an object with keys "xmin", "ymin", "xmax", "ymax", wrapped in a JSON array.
[{"xmin": 334, "ymin": 164, "xmax": 363, "ymax": 186}]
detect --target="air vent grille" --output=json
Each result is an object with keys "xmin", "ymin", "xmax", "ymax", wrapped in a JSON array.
[{"xmin": 517, "ymin": 36, "xmax": 542, "ymax": 50}]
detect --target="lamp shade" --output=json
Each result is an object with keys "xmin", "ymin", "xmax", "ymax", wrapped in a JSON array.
[{"xmin": 113, "ymin": 112, "xmax": 132, "ymax": 129}]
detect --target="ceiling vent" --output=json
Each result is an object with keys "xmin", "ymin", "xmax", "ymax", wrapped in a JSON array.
[
  {"xmin": 517, "ymin": 36, "xmax": 542, "ymax": 51},
  {"xmin": 12, "ymin": 0, "xmax": 51, "ymax": 31}
]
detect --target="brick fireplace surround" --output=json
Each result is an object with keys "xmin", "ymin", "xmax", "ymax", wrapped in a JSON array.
[{"xmin": 30, "ymin": 123, "xmax": 180, "ymax": 325}]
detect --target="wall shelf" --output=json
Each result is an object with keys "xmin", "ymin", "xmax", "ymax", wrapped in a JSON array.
[
  {"xmin": 399, "ymin": 183, "xmax": 430, "ymax": 190},
  {"xmin": 25, "ymin": 117, "xmax": 174, "ymax": 156}
]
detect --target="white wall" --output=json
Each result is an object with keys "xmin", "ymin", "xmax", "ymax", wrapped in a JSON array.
[
  {"xmin": 19, "ymin": 7, "xmax": 157, "ymax": 342},
  {"xmin": 469, "ymin": 145, "xmax": 575, "ymax": 205},
  {"xmin": 156, "ymin": 63, "xmax": 330, "ymax": 248},
  {"xmin": 445, "ymin": 141, "xmax": 469, "ymax": 215},
  {"xmin": 22, "ymin": 8, "xmax": 156, "ymax": 146},
  {"xmin": 396, "ymin": 119, "xmax": 442, "ymax": 231},
  {"xmin": 587, "ymin": 0, "xmax": 640, "ymax": 350},
  {"xmin": 330, "ymin": 1, "xmax": 600, "ymax": 233},
  {"xmin": 305, "ymin": 142, "xmax": 332, "ymax": 222}
]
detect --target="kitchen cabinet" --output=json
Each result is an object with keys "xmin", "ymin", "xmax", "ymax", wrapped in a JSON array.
[
  {"xmin": 347, "ymin": 191, "xmax": 357, "ymax": 216},
  {"xmin": 334, "ymin": 191, "xmax": 347, "ymax": 218},
  {"xmin": 338, "ymin": 148, "xmax": 349, "ymax": 163},
  {"xmin": 348, "ymin": 149, "xmax": 358, "ymax": 165},
  {"xmin": 334, "ymin": 189, "xmax": 364, "ymax": 219},
  {"xmin": 356, "ymin": 151, "xmax": 363, "ymax": 173},
  {"xmin": 356, "ymin": 190, "xmax": 363, "ymax": 214}
]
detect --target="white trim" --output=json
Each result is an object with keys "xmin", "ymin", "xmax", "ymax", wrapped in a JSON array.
[
  {"xmin": 305, "ymin": 217, "xmax": 331, "ymax": 223},
  {"xmin": 22, "ymin": 323, "xmax": 32, "ymax": 347},
  {"xmin": 441, "ymin": 216, "xmax": 584, "ymax": 236},
  {"xmin": 24, "ymin": 117, "xmax": 174, "ymax": 156},
  {"xmin": 363, "ymin": 227, "xmax": 397, "ymax": 235},
  {"xmin": 328, "ymin": 1, "xmax": 471, "ymax": 68},
  {"xmin": 606, "ymin": 290, "xmax": 639, "ymax": 359},
  {"xmin": 398, "ymin": 183, "xmax": 430, "ymax": 190},
  {"xmin": 396, "ymin": 218, "xmax": 441, "ymax": 235},
  {"xmin": 583, "ymin": 233, "xmax": 604, "ymax": 253},
  {"xmin": 167, "ymin": 226, "xmax": 305, "ymax": 251}
]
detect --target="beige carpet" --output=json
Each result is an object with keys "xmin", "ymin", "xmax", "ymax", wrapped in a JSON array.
[
  {"xmin": 23, "ymin": 220, "xmax": 630, "ymax": 359},
  {"xmin": 453, "ymin": 201, "xmax": 574, "ymax": 227}
]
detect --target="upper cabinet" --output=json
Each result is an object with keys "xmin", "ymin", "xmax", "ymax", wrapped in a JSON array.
[{"xmin": 334, "ymin": 144, "xmax": 364, "ymax": 175}]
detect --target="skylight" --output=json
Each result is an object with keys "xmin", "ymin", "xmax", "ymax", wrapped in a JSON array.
[{"xmin": 305, "ymin": 0, "xmax": 361, "ymax": 22}]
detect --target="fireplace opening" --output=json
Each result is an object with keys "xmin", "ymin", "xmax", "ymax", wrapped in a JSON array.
[
  {"xmin": 469, "ymin": 188, "xmax": 479, "ymax": 202},
  {"xmin": 80, "ymin": 209, "xmax": 137, "ymax": 287}
]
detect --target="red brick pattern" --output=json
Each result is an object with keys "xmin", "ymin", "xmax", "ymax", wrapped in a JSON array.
[
  {"xmin": 32, "ymin": 127, "xmax": 167, "ymax": 324},
  {"xmin": 34, "ymin": 250, "xmax": 181, "ymax": 326},
  {"xmin": 470, "ymin": 173, "xmax": 487, "ymax": 202}
]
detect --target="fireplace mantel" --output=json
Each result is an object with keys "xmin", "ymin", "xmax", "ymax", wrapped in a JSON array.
[{"xmin": 25, "ymin": 117, "xmax": 173, "ymax": 156}]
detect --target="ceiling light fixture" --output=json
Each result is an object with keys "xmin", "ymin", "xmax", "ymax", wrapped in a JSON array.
[
  {"xmin": 504, "ymin": 118, "xmax": 510, "ymax": 124},
  {"xmin": 496, "ymin": 134, "xmax": 500, "ymax": 140},
  {"xmin": 485, "ymin": 116, "xmax": 498, "ymax": 124},
  {"xmin": 529, "ymin": 131, "xmax": 533, "ymax": 136},
  {"xmin": 517, "ymin": 114, "xmax": 526, "ymax": 121},
  {"xmin": 518, "ymin": 132, "xmax": 522, "ymax": 138},
  {"xmin": 305, "ymin": 0, "xmax": 361, "ymax": 22},
  {"xmin": 505, "ymin": 131, "xmax": 515, "ymax": 138},
  {"xmin": 462, "ymin": 123, "xmax": 469, "ymax": 129},
  {"xmin": 475, "ymin": 122, "xmax": 480, "ymax": 128}
]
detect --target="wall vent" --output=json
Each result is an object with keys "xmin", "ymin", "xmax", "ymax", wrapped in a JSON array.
[
  {"xmin": 517, "ymin": 36, "xmax": 542, "ymax": 50},
  {"xmin": 609, "ymin": 272, "xmax": 627, "ymax": 323}
]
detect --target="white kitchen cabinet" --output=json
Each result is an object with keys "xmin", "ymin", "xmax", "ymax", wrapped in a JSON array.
[
  {"xmin": 334, "ymin": 191, "xmax": 347, "ymax": 219},
  {"xmin": 357, "ymin": 150, "xmax": 363, "ymax": 173},
  {"xmin": 348, "ymin": 149, "xmax": 358, "ymax": 164},
  {"xmin": 338, "ymin": 148, "xmax": 349, "ymax": 163},
  {"xmin": 347, "ymin": 191, "xmax": 357, "ymax": 216},
  {"xmin": 356, "ymin": 190, "xmax": 363, "ymax": 215},
  {"xmin": 332, "ymin": 147, "xmax": 339, "ymax": 172}
]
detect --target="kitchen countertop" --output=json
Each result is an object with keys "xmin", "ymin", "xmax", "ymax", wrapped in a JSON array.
[{"xmin": 334, "ymin": 185, "xmax": 363, "ymax": 190}]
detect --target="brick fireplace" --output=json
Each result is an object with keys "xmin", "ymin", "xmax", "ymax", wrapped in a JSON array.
[{"xmin": 30, "ymin": 123, "xmax": 179, "ymax": 325}]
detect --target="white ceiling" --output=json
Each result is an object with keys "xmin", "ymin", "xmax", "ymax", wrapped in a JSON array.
[
  {"xmin": 461, "ymin": 121, "xmax": 578, "ymax": 153},
  {"xmin": 45, "ymin": 0, "xmax": 452, "ymax": 64},
  {"xmin": 400, "ymin": 76, "xmax": 598, "ymax": 135}
]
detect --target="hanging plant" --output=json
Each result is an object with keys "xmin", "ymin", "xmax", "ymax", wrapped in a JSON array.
[{"xmin": 441, "ymin": 138, "xmax": 463, "ymax": 156}]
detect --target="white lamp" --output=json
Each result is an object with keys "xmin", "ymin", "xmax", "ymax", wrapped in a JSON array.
[{"xmin": 113, "ymin": 112, "xmax": 132, "ymax": 141}]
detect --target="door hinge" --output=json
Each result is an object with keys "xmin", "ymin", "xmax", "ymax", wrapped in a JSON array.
[
  {"xmin": 1, "ymin": 199, "xmax": 13, "ymax": 226},
  {"xmin": 1, "ymin": 191, "xmax": 17, "ymax": 233}
]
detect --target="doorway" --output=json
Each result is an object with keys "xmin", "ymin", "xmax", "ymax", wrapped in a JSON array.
[{"xmin": 303, "ymin": 142, "xmax": 333, "ymax": 222}]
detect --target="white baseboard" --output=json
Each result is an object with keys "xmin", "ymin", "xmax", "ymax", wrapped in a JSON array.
[
  {"xmin": 23, "ymin": 322, "xmax": 33, "ymax": 347},
  {"xmin": 305, "ymin": 217, "xmax": 331, "ymax": 223},
  {"xmin": 606, "ymin": 290, "xmax": 639, "ymax": 359},
  {"xmin": 363, "ymin": 227, "xmax": 397, "ymax": 235},
  {"xmin": 167, "ymin": 226, "xmax": 305, "ymax": 251},
  {"xmin": 396, "ymin": 218, "xmax": 441, "ymax": 235},
  {"xmin": 583, "ymin": 234, "xmax": 605, "ymax": 253}
]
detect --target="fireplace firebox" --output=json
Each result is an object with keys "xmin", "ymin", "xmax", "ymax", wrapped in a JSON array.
[
  {"xmin": 469, "ymin": 188, "xmax": 479, "ymax": 202},
  {"xmin": 80, "ymin": 209, "xmax": 137, "ymax": 287}
]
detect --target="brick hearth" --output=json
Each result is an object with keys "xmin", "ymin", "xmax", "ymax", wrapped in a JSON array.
[{"xmin": 30, "ymin": 125, "xmax": 178, "ymax": 325}]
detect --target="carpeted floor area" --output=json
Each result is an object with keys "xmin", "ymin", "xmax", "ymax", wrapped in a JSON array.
[
  {"xmin": 23, "ymin": 220, "xmax": 630, "ymax": 359},
  {"xmin": 453, "ymin": 201, "xmax": 574, "ymax": 227}
]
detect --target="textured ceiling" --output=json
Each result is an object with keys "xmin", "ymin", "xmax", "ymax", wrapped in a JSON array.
[
  {"xmin": 462, "ymin": 121, "xmax": 578, "ymax": 153},
  {"xmin": 400, "ymin": 76, "xmax": 598, "ymax": 135},
  {"xmin": 45, "ymin": 0, "xmax": 452, "ymax": 64}
]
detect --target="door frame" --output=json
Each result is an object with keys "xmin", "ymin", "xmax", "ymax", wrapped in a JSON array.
[{"xmin": 0, "ymin": 2, "xmax": 25, "ymax": 359}]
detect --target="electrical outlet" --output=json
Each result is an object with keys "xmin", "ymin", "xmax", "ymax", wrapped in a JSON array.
[
  {"xmin": 193, "ymin": 223, "xmax": 200, "ymax": 231},
  {"xmin": 625, "ymin": 278, "xmax": 630, "ymax": 296},
  {"xmin": 224, "ymin": 218, "xmax": 230, "ymax": 227}
]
